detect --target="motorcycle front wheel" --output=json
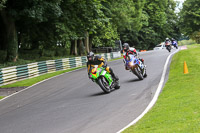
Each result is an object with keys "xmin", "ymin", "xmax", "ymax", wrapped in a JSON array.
[
  {"xmin": 134, "ymin": 66, "xmax": 144, "ymax": 80},
  {"xmin": 98, "ymin": 76, "xmax": 111, "ymax": 93},
  {"xmin": 166, "ymin": 46, "xmax": 171, "ymax": 52}
]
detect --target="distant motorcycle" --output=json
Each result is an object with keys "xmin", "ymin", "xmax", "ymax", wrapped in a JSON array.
[
  {"xmin": 165, "ymin": 42, "xmax": 171, "ymax": 52},
  {"xmin": 124, "ymin": 54, "xmax": 147, "ymax": 80},
  {"xmin": 89, "ymin": 65, "xmax": 120, "ymax": 93},
  {"xmin": 172, "ymin": 41, "xmax": 178, "ymax": 49}
]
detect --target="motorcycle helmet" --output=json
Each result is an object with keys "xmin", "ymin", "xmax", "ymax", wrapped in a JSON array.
[
  {"xmin": 87, "ymin": 51, "xmax": 94, "ymax": 61},
  {"xmin": 123, "ymin": 43, "xmax": 130, "ymax": 52},
  {"xmin": 166, "ymin": 38, "xmax": 169, "ymax": 41},
  {"xmin": 171, "ymin": 38, "xmax": 175, "ymax": 41}
]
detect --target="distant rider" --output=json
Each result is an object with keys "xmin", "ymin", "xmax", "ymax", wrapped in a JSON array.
[
  {"xmin": 122, "ymin": 43, "xmax": 144, "ymax": 70},
  {"xmin": 165, "ymin": 38, "xmax": 171, "ymax": 45},
  {"xmin": 87, "ymin": 51, "xmax": 119, "ymax": 81},
  {"xmin": 122, "ymin": 43, "xmax": 138, "ymax": 57},
  {"xmin": 165, "ymin": 38, "xmax": 172, "ymax": 52},
  {"xmin": 171, "ymin": 38, "xmax": 178, "ymax": 49}
]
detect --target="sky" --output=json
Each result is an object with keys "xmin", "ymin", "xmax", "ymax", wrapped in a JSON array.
[
  {"xmin": 175, "ymin": 0, "xmax": 185, "ymax": 13},
  {"xmin": 176, "ymin": 0, "xmax": 185, "ymax": 2},
  {"xmin": 175, "ymin": 0, "xmax": 185, "ymax": 7}
]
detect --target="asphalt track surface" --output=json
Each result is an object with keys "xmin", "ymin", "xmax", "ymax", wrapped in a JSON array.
[{"xmin": 0, "ymin": 49, "xmax": 178, "ymax": 133}]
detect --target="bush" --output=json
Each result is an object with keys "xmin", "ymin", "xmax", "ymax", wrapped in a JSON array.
[
  {"xmin": 0, "ymin": 48, "xmax": 73, "ymax": 68},
  {"xmin": 18, "ymin": 49, "xmax": 40, "ymax": 60},
  {"xmin": 178, "ymin": 39, "xmax": 196, "ymax": 46},
  {"xmin": 42, "ymin": 49, "xmax": 55, "ymax": 57},
  {"xmin": 55, "ymin": 47, "xmax": 68, "ymax": 56},
  {"xmin": 19, "ymin": 49, "xmax": 56, "ymax": 58}
]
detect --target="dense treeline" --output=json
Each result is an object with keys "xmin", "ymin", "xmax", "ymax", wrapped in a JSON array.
[
  {"xmin": 0, "ymin": 0, "xmax": 182, "ymax": 62},
  {"xmin": 179, "ymin": 0, "xmax": 200, "ymax": 44}
]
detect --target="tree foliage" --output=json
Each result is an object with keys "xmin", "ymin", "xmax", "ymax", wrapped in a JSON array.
[
  {"xmin": 0, "ymin": 0, "xmax": 7, "ymax": 10},
  {"xmin": 179, "ymin": 0, "xmax": 200, "ymax": 43},
  {"xmin": 121, "ymin": 0, "xmax": 181, "ymax": 49},
  {"xmin": 0, "ymin": 0, "xmax": 182, "ymax": 62}
]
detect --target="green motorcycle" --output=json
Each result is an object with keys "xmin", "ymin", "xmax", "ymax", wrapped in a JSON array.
[{"xmin": 89, "ymin": 65, "xmax": 120, "ymax": 93}]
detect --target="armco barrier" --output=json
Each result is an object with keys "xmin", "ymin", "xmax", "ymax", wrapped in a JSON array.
[{"xmin": 0, "ymin": 51, "xmax": 121, "ymax": 86}]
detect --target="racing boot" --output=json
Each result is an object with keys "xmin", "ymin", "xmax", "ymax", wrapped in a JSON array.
[
  {"xmin": 139, "ymin": 58, "xmax": 146, "ymax": 68},
  {"xmin": 111, "ymin": 73, "xmax": 119, "ymax": 81},
  {"xmin": 107, "ymin": 67, "xmax": 119, "ymax": 81},
  {"xmin": 139, "ymin": 58, "xmax": 144, "ymax": 64}
]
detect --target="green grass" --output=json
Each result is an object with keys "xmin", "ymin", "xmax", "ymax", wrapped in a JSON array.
[
  {"xmin": 123, "ymin": 44, "xmax": 200, "ymax": 133},
  {"xmin": 0, "ymin": 96, "xmax": 4, "ymax": 99}
]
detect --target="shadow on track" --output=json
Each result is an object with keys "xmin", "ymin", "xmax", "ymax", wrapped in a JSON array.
[
  {"xmin": 124, "ymin": 78, "xmax": 141, "ymax": 83},
  {"xmin": 89, "ymin": 92, "xmax": 107, "ymax": 97}
]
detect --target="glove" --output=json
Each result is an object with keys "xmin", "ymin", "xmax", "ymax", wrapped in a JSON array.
[{"xmin": 102, "ymin": 61, "xmax": 107, "ymax": 68}]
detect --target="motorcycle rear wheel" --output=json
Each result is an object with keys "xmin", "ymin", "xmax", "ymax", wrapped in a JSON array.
[{"xmin": 114, "ymin": 80, "xmax": 120, "ymax": 89}]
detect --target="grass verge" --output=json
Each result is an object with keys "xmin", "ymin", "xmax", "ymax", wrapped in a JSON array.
[
  {"xmin": 123, "ymin": 44, "xmax": 200, "ymax": 133},
  {"xmin": 0, "ymin": 96, "xmax": 4, "ymax": 99}
]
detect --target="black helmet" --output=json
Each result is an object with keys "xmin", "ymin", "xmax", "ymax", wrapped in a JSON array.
[
  {"xmin": 123, "ymin": 43, "xmax": 129, "ymax": 52},
  {"xmin": 171, "ymin": 38, "xmax": 175, "ymax": 41},
  {"xmin": 87, "ymin": 51, "xmax": 94, "ymax": 61}
]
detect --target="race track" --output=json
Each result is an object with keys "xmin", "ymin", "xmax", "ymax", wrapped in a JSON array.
[{"xmin": 0, "ymin": 48, "xmax": 179, "ymax": 133}]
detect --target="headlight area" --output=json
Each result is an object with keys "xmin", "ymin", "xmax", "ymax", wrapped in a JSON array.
[{"xmin": 128, "ymin": 61, "xmax": 134, "ymax": 66}]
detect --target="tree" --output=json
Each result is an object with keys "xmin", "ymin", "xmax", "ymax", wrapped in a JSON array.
[
  {"xmin": 136, "ymin": 0, "xmax": 181, "ymax": 49},
  {"xmin": 0, "ymin": 0, "xmax": 62, "ymax": 61},
  {"xmin": 179, "ymin": 0, "xmax": 200, "ymax": 39},
  {"xmin": 0, "ymin": 0, "xmax": 7, "ymax": 10},
  {"xmin": 163, "ymin": 0, "xmax": 181, "ymax": 40},
  {"xmin": 104, "ymin": 0, "xmax": 145, "ymax": 47},
  {"xmin": 190, "ymin": 31, "xmax": 200, "ymax": 44}
]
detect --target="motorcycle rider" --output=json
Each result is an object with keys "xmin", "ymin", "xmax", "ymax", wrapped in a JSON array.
[
  {"xmin": 165, "ymin": 38, "xmax": 171, "ymax": 45},
  {"xmin": 122, "ymin": 43, "xmax": 138, "ymax": 57},
  {"xmin": 122, "ymin": 43, "xmax": 144, "ymax": 70},
  {"xmin": 165, "ymin": 38, "xmax": 172, "ymax": 51},
  {"xmin": 171, "ymin": 38, "xmax": 178, "ymax": 49},
  {"xmin": 87, "ymin": 51, "xmax": 119, "ymax": 81}
]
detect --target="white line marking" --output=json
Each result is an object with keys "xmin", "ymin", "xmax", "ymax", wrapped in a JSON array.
[
  {"xmin": 131, "ymin": 94, "xmax": 136, "ymax": 96},
  {"xmin": 117, "ymin": 49, "xmax": 180, "ymax": 133}
]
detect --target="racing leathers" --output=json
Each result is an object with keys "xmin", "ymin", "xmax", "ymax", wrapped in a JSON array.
[
  {"xmin": 122, "ymin": 47, "xmax": 138, "ymax": 58},
  {"xmin": 87, "ymin": 55, "xmax": 118, "ymax": 81},
  {"xmin": 165, "ymin": 40, "xmax": 171, "ymax": 46},
  {"xmin": 172, "ymin": 40, "xmax": 178, "ymax": 49},
  {"xmin": 122, "ymin": 48, "xmax": 144, "ymax": 70}
]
